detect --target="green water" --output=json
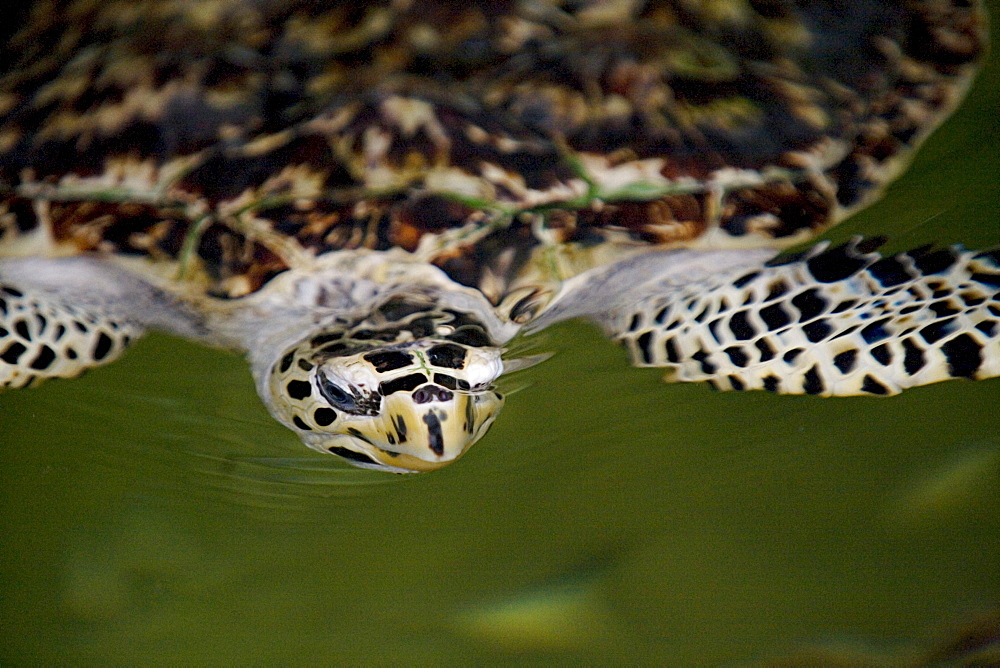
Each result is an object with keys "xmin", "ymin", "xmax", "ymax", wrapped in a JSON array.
[{"xmin": 3, "ymin": 18, "xmax": 1000, "ymax": 668}]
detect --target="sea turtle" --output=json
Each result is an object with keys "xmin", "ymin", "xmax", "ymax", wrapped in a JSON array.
[{"xmin": 1, "ymin": 0, "xmax": 998, "ymax": 472}]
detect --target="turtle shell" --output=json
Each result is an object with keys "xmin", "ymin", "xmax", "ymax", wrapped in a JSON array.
[{"xmin": 0, "ymin": 0, "xmax": 985, "ymax": 306}]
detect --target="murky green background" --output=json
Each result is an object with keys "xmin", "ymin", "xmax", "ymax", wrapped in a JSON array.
[{"xmin": 2, "ymin": 10, "xmax": 1000, "ymax": 666}]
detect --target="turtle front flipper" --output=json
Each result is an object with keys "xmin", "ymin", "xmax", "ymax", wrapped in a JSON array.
[
  {"xmin": 610, "ymin": 240, "xmax": 1000, "ymax": 396},
  {"xmin": 0, "ymin": 270, "xmax": 143, "ymax": 389}
]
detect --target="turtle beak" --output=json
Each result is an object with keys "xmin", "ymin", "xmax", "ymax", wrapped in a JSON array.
[{"xmin": 363, "ymin": 388, "xmax": 505, "ymax": 472}]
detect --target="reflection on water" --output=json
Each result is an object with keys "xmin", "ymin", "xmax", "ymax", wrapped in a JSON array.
[
  {"xmin": 883, "ymin": 444, "xmax": 1000, "ymax": 531},
  {"xmin": 453, "ymin": 581, "xmax": 615, "ymax": 653},
  {"xmin": 3, "ymin": 16, "xmax": 1000, "ymax": 668}
]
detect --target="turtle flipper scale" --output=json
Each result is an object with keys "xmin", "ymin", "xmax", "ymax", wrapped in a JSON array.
[
  {"xmin": 0, "ymin": 281, "xmax": 142, "ymax": 389},
  {"xmin": 612, "ymin": 240, "xmax": 1000, "ymax": 396}
]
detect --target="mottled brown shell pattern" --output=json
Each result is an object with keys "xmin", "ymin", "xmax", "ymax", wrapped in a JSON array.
[{"xmin": 0, "ymin": 0, "xmax": 985, "ymax": 304}]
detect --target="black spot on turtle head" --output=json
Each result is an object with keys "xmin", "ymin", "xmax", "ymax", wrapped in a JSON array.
[
  {"xmin": 286, "ymin": 379, "xmax": 313, "ymax": 400},
  {"xmin": 427, "ymin": 343, "xmax": 467, "ymax": 369},
  {"xmin": 292, "ymin": 415, "xmax": 312, "ymax": 431},
  {"xmin": 423, "ymin": 411, "xmax": 445, "ymax": 456},
  {"xmin": 279, "ymin": 350, "xmax": 295, "ymax": 373},
  {"xmin": 433, "ymin": 373, "xmax": 470, "ymax": 391},
  {"xmin": 378, "ymin": 373, "xmax": 427, "ymax": 395},
  {"xmin": 327, "ymin": 446, "xmax": 377, "ymax": 465},
  {"xmin": 346, "ymin": 427, "xmax": 373, "ymax": 445},
  {"xmin": 313, "ymin": 407, "xmax": 337, "ymax": 427},
  {"xmin": 395, "ymin": 414, "xmax": 408, "ymax": 442},
  {"xmin": 363, "ymin": 350, "xmax": 414, "ymax": 373}
]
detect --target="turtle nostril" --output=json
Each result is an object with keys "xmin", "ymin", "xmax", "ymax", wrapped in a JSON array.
[{"xmin": 412, "ymin": 384, "xmax": 454, "ymax": 404}]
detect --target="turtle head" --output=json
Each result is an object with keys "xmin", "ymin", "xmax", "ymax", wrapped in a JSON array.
[{"xmin": 266, "ymin": 339, "xmax": 505, "ymax": 472}]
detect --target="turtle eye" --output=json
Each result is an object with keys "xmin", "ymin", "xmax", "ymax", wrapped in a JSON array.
[{"xmin": 318, "ymin": 376, "xmax": 357, "ymax": 411}]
